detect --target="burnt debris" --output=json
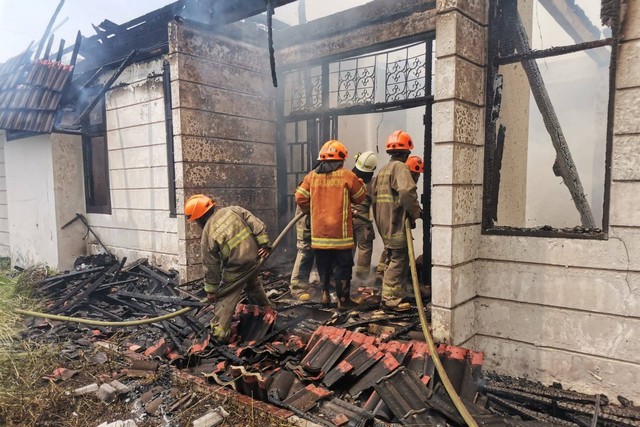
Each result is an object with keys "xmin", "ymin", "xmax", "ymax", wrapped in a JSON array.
[{"xmin": 17, "ymin": 256, "xmax": 640, "ymax": 426}]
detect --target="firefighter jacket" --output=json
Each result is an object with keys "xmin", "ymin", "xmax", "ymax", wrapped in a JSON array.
[
  {"xmin": 353, "ymin": 180, "xmax": 374, "ymax": 226},
  {"xmin": 372, "ymin": 159, "xmax": 422, "ymax": 249},
  {"xmin": 201, "ymin": 206, "xmax": 270, "ymax": 293},
  {"xmin": 295, "ymin": 164, "xmax": 367, "ymax": 250}
]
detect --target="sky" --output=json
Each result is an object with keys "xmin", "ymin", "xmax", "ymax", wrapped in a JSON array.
[{"xmin": 0, "ymin": 0, "xmax": 373, "ymax": 63}]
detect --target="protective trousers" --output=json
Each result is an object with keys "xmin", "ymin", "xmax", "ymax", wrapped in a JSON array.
[
  {"xmin": 316, "ymin": 249, "xmax": 354, "ymax": 290},
  {"xmin": 381, "ymin": 247, "xmax": 409, "ymax": 307},
  {"xmin": 375, "ymin": 249, "xmax": 388, "ymax": 282},
  {"xmin": 210, "ymin": 270, "xmax": 271, "ymax": 340},
  {"xmin": 353, "ymin": 222, "xmax": 374, "ymax": 280},
  {"xmin": 290, "ymin": 244, "xmax": 315, "ymax": 290}
]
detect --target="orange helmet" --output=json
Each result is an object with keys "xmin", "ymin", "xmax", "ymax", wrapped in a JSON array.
[
  {"xmin": 386, "ymin": 130, "xmax": 414, "ymax": 152},
  {"xmin": 318, "ymin": 140, "xmax": 348, "ymax": 161},
  {"xmin": 185, "ymin": 194, "xmax": 215, "ymax": 222},
  {"xmin": 406, "ymin": 155, "xmax": 424, "ymax": 173}
]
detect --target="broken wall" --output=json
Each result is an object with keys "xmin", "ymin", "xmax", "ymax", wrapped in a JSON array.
[
  {"xmin": 0, "ymin": 132, "xmax": 8, "ymax": 257},
  {"xmin": 432, "ymin": 0, "xmax": 640, "ymax": 401},
  {"xmin": 169, "ymin": 21, "xmax": 277, "ymax": 281},
  {"xmin": 85, "ymin": 58, "xmax": 179, "ymax": 269}
]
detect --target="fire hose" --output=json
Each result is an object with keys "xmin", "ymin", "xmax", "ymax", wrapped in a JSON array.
[
  {"xmin": 14, "ymin": 211, "xmax": 306, "ymax": 327},
  {"xmin": 405, "ymin": 218, "xmax": 478, "ymax": 427}
]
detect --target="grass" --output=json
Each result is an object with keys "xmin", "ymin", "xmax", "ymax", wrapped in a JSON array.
[{"xmin": 0, "ymin": 262, "xmax": 298, "ymax": 427}]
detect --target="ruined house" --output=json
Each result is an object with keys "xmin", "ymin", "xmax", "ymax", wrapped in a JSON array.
[{"xmin": 0, "ymin": 0, "xmax": 638, "ymax": 404}]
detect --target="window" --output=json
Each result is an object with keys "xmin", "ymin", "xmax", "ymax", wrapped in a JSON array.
[
  {"xmin": 482, "ymin": 0, "xmax": 620, "ymax": 238},
  {"xmin": 82, "ymin": 95, "xmax": 111, "ymax": 214}
]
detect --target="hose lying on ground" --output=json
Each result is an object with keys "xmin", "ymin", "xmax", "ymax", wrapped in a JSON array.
[
  {"xmin": 405, "ymin": 218, "xmax": 479, "ymax": 427},
  {"xmin": 14, "ymin": 211, "xmax": 306, "ymax": 327}
]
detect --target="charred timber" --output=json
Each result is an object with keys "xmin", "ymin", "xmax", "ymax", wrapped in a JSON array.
[{"xmin": 513, "ymin": 11, "xmax": 596, "ymax": 228}]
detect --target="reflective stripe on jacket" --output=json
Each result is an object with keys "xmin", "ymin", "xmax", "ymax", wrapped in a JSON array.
[
  {"xmin": 201, "ymin": 206, "xmax": 270, "ymax": 290},
  {"xmin": 295, "ymin": 167, "xmax": 366, "ymax": 250},
  {"xmin": 372, "ymin": 159, "xmax": 421, "ymax": 249}
]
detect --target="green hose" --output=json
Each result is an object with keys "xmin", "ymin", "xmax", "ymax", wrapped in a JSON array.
[
  {"xmin": 14, "ymin": 211, "xmax": 306, "ymax": 327},
  {"xmin": 405, "ymin": 218, "xmax": 478, "ymax": 427}
]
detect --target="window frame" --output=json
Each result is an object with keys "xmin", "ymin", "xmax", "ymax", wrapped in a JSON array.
[
  {"xmin": 81, "ymin": 96, "xmax": 111, "ymax": 215},
  {"xmin": 481, "ymin": 0, "xmax": 621, "ymax": 240}
]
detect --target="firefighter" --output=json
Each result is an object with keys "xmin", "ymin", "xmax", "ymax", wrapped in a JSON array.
[
  {"xmin": 351, "ymin": 151, "xmax": 378, "ymax": 281},
  {"xmin": 295, "ymin": 140, "xmax": 367, "ymax": 308},
  {"xmin": 372, "ymin": 131, "xmax": 422, "ymax": 311},
  {"xmin": 289, "ymin": 203, "xmax": 315, "ymax": 301},
  {"xmin": 373, "ymin": 156, "xmax": 424, "ymax": 288},
  {"xmin": 406, "ymin": 155, "xmax": 424, "ymax": 182},
  {"xmin": 184, "ymin": 194, "xmax": 272, "ymax": 343}
]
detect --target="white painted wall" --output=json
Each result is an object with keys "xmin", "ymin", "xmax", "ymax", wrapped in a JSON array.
[
  {"xmin": 4, "ymin": 134, "xmax": 58, "ymax": 268},
  {"xmin": 0, "ymin": 132, "xmax": 9, "ymax": 257},
  {"xmin": 85, "ymin": 58, "xmax": 179, "ymax": 269}
]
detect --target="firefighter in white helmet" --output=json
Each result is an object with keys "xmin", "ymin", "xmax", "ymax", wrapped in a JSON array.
[{"xmin": 351, "ymin": 151, "xmax": 378, "ymax": 281}]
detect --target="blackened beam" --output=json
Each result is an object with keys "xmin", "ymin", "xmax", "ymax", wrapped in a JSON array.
[
  {"xmin": 487, "ymin": 394, "xmax": 577, "ymax": 426},
  {"xmin": 495, "ymin": 38, "xmax": 612, "ymax": 65},
  {"xmin": 43, "ymin": 34, "xmax": 55, "ymax": 60},
  {"xmin": 55, "ymin": 38, "xmax": 65, "ymax": 62},
  {"xmin": 514, "ymin": 12, "xmax": 596, "ymax": 228},
  {"xmin": 75, "ymin": 49, "xmax": 137, "ymax": 125},
  {"xmin": 34, "ymin": 0, "xmax": 65, "ymax": 60},
  {"xmin": 67, "ymin": 31, "xmax": 82, "ymax": 82},
  {"xmin": 117, "ymin": 291, "xmax": 205, "ymax": 307}
]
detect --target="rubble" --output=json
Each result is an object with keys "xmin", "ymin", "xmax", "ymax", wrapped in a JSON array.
[{"xmin": 14, "ymin": 255, "xmax": 640, "ymax": 426}]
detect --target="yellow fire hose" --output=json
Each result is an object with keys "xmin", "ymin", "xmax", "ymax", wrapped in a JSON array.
[
  {"xmin": 14, "ymin": 211, "xmax": 306, "ymax": 327},
  {"xmin": 405, "ymin": 218, "xmax": 478, "ymax": 427}
]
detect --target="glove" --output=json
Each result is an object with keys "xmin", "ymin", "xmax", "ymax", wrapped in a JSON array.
[
  {"xmin": 206, "ymin": 292, "xmax": 217, "ymax": 304},
  {"xmin": 204, "ymin": 281, "xmax": 218, "ymax": 296},
  {"xmin": 410, "ymin": 219, "xmax": 417, "ymax": 229},
  {"xmin": 258, "ymin": 246, "xmax": 271, "ymax": 259}
]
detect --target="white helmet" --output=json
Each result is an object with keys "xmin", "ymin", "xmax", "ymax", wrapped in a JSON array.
[{"xmin": 354, "ymin": 151, "xmax": 377, "ymax": 173}]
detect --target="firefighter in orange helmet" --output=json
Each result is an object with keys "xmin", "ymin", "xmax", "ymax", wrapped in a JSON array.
[
  {"xmin": 185, "ymin": 194, "xmax": 272, "ymax": 343},
  {"xmin": 295, "ymin": 140, "xmax": 367, "ymax": 308},
  {"xmin": 371, "ymin": 131, "xmax": 422, "ymax": 311}
]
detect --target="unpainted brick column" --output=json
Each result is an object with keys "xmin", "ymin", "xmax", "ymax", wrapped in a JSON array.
[
  {"xmin": 431, "ymin": 0, "xmax": 487, "ymax": 344},
  {"xmin": 611, "ymin": 1, "xmax": 640, "ymax": 227},
  {"xmin": 168, "ymin": 21, "xmax": 277, "ymax": 282}
]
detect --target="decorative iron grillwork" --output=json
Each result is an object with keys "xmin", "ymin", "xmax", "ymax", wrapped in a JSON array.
[
  {"xmin": 385, "ymin": 51, "xmax": 427, "ymax": 102},
  {"xmin": 286, "ymin": 68, "xmax": 322, "ymax": 114},
  {"xmin": 283, "ymin": 41, "xmax": 431, "ymax": 116},
  {"xmin": 336, "ymin": 60, "xmax": 375, "ymax": 107}
]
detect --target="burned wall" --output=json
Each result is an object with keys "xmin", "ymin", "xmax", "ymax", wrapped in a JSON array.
[
  {"xmin": 433, "ymin": 0, "xmax": 640, "ymax": 401},
  {"xmin": 85, "ymin": 58, "xmax": 179, "ymax": 268},
  {"xmin": 169, "ymin": 21, "xmax": 277, "ymax": 281},
  {"xmin": 0, "ymin": 132, "xmax": 8, "ymax": 257}
]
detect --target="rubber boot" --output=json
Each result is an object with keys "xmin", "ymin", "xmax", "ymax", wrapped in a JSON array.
[
  {"xmin": 337, "ymin": 280, "xmax": 358, "ymax": 309},
  {"xmin": 321, "ymin": 278, "xmax": 331, "ymax": 305},
  {"xmin": 321, "ymin": 290, "xmax": 331, "ymax": 305}
]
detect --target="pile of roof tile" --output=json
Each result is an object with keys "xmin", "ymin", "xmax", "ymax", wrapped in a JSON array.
[{"xmin": 20, "ymin": 256, "xmax": 640, "ymax": 426}]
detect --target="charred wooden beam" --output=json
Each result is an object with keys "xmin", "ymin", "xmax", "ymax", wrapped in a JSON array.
[
  {"xmin": 34, "ymin": 0, "xmax": 64, "ymax": 60},
  {"xmin": 55, "ymin": 38, "xmax": 65, "ymax": 62},
  {"xmin": 495, "ymin": 38, "xmax": 612, "ymax": 65},
  {"xmin": 43, "ymin": 34, "xmax": 55, "ymax": 60},
  {"xmin": 76, "ymin": 49, "xmax": 137, "ymax": 124},
  {"xmin": 117, "ymin": 291, "xmax": 205, "ymax": 308},
  {"xmin": 513, "ymin": 11, "xmax": 596, "ymax": 228}
]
